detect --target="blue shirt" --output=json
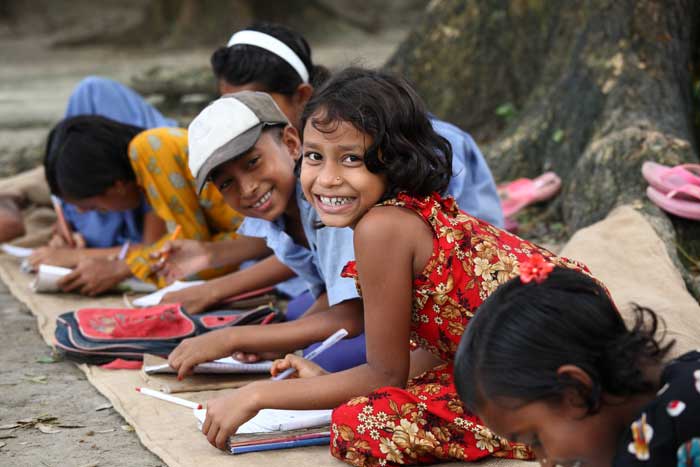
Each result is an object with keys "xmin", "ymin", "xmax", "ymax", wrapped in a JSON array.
[{"xmin": 62, "ymin": 76, "xmax": 177, "ymax": 247}]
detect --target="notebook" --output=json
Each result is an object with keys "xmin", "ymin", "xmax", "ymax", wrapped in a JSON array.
[
  {"xmin": 31, "ymin": 263, "xmax": 157, "ymax": 293},
  {"xmin": 132, "ymin": 280, "xmax": 205, "ymax": 307},
  {"xmin": 144, "ymin": 356, "xmax": 273, "ymax": 375},
  {"xmin": 194, "ymin": 407, "xmax": 332, "ymax": 453}
]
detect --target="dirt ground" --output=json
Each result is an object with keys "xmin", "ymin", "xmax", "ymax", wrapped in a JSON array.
[{"xmin": 0, "ymin": 27, "xmax": 407, "ymax": 467}]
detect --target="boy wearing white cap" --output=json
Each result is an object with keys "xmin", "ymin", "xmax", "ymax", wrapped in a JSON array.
[{"xmin": 168, "ymin": 91, "xmax": 365, "ymax": 373}]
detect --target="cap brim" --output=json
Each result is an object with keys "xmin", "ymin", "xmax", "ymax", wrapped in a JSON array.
[{"xmin": 195, "ymin": 123, "xmax": 264, "ymax": 193}]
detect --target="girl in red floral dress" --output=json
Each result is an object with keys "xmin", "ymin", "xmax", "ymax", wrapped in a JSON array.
[
  {"xmin": 198, "ymin": 67, "xmax": 587, "ymax": 466},
  {"xmin": 291, "ymin": 67, "xmax": 589, "ymax": 466}
]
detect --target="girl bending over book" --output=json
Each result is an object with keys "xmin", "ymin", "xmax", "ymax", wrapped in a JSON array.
[
  {"xmin": 182, "ymin": 68, "xmax": 589, "ymax": 465},
  {"xmin": 454, "ymin": 267, "xmax": 700, "ymax": 467},
  {"xmin": 41, "ymin": 116, "xmax": 268, "ymax": 294}
]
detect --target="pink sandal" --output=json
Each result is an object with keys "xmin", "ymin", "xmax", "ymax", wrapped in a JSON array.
[
  {"xmin": 642, "ymin": 162, "xmax": 700, "ymax": 198},
  {"xmin": 498, "ymin": 172, "xmax": 562, "ymax": 218},
  {"xmin": 646, "ymin": 185, "xmax": 700, "ymax": 220}
]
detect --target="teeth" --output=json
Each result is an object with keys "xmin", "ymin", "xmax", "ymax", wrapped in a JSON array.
[
  {"xmin": 252, "ymin": 191, "xmax": 272, "ymax": 208},
  {"xmin": 319, "ymin": 196, "xmax": 354, "ymax": 207}
]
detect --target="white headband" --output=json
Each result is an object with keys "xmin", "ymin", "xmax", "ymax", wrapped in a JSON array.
[{"xmin": 227, "ymin": 30, "xmax": 309, "ymax": 83}]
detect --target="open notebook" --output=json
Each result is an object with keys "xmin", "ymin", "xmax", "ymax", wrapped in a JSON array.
[
  {"xmin": 31, "ymin": 264, "xmax": 157, "ymax": 293},
  {"xmin": 144, "ymin": 356, "xmax": 273, "ymax": 375}
]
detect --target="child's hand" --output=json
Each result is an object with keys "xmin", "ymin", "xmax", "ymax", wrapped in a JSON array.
[
  {"xmin": 161, "ymin": 285, "xmax": 214, "ymax": 315},
  {"xmin": 29, "ymin": 246, "xmax": 80, "ymax": 268},
  {"xmin": 168, "ymin": 328, "xmax": 238, "ymax": 380},
  {"xmin": 48, "ymin": 231, "xmax": 85, "ymax": 249},
  {"xmin": 150, "ymin": 239, "xmax": 212, "ymax": 283},
  {"xmin": 57, "ymin": 257, "xmax": 130, "ymax": 296},
  {"xmin": 203, "ymin": 385, "xmax": 262, "ymax": 450},
  {"xmin": 271, "ymin": 354, "xmax": 328, "ymax": 379}
]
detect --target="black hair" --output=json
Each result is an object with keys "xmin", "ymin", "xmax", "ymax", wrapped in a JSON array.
[
  {"xmin": 44, "ymin": 115, "xmax": 143, "ymax": 199},
  {"xmin": 454, "ymin": 267, "xmax": 674, "ymax": 415},
  {"xmin": 211, "ymin": 22, "xmax": 330, "ymax": 94},
  {"xmin": 300, "ymin": 67, "xmax": 453, "ymax": 200}
]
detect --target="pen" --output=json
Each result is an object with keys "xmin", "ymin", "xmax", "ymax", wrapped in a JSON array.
[
  {"xmin": 117, "ymin": 241, "xmax": 131, "ymax": 261},
  {"xmin": 160, "ymin": 225, "xmax": 182, "ymax": 262},
  {"xmin": 271, "ymin": 328, "xmax": 348, "ymax": 381},
  {"xmin": 135, "ymin": 386, "xmax": 202, "ymax": 409}
]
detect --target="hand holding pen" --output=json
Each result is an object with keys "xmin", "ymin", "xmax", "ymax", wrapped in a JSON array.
[{"xmin": 270, "ymin": 329, "xmax": 348, "ymax": 381}]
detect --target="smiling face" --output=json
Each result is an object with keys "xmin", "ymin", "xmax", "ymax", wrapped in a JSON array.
[
  {"xmin": 210, "ymin": 126, "xmax": 299, "ymax": 221},
  {"xmin": 300, "ymin": 116, "xmax": 387, "ymax": 228},
  {"xmin": 477, "ymin": 396, "xmax": 624, "ymax": 467}
]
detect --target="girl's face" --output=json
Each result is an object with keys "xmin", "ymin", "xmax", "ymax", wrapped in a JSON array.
[
  {"xmin": 210, "ymin": 126, "xmax": 299, "ymax": 221},
  {"xmin": 478, "ymin": 397, "xmax": 622, "ymax": 467},
  {"xmin": 300, "ymin": 117, "xmax": 386, "ymax": 228},
  {"xmin": 67, "ymin": 180, "xmax": 142, "ymax": 212},
  {"xmin": 218, "ymin": 80, "xmax": 311, "ymax": 130}
]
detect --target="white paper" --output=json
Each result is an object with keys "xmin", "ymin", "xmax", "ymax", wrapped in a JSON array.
[
  {"xmin": 30, "ymin": 264, "xmax": 158, "ymax": 294},
  {"xmin": 144, "ymin": 356, "xmax": 272, "ymax": 375},
  {"xmin": 132, "ymin": 280, "xmax": 205, "ymax": 307},
  {"xmin": 1, "ymin": 244, "xmax": 34, "ymax": 258},
  {"xmin": 193, "ymin": 408, "xmax": 332, "ymax": 434},
  {"xmin": 31, "ymin": 264, "xmax": 72, "ymax": 292}
]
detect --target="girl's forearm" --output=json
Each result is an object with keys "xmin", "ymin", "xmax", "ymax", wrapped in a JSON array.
[
  {"xmin": 250, "ymin": 363, "xmax": 405, "ymax": 411},
  {"xmin": 223, "ymin": 298, "xmax": 363, "ymax": 354}
]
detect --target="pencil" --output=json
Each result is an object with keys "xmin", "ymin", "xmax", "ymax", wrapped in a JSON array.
[
  {"xmin": 160, "ymin": 225, "xmax": 182, "ymax": 262},
  {"xmin": 135, "ymin": 386, "xmax": 202, "ymax": 409}
]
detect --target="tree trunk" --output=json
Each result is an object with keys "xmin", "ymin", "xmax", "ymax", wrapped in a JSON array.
[{"xmin": 388, "ymin": 0, "xmax": 700, "ymax": 294}]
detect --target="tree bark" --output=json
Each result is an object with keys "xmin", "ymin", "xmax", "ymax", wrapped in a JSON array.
[{"xmin": 388, "ymin": 0, "xmax": 700, "ymax": 294}]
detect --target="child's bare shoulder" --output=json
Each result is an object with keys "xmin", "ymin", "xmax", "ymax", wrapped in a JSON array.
[{"xmin": 354, "ymin": 205, "xmax": 428, "ymax": 245}]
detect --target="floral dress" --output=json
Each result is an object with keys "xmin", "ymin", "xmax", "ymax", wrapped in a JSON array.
[{"xmin": 331, "ymin": 192, "xmax": 588, "ymax": 466}]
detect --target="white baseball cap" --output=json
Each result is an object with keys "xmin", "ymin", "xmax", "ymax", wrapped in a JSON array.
[{"xmin": 188, "ymin": 91, "xmax": 288, "ymax": 192}]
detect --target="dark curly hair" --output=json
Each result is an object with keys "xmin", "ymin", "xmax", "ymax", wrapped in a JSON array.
[
  {"xmin": 454, "ymin": 267, "xmax": 675, "ymax": 416},
  {"xmin": 300, "ymin": 67, "xmax": 452, "ymax": 200},
  {"xmin": 44, "ymin": 115, "xmax": 143, "ymax": 199},
  {"xmin": 211, "ymin": 22, "xmax": 330, "ymax": 94}
]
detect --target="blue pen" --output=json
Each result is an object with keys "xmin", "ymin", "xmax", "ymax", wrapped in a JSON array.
[
  {"xmin": 231, "ymin": 436, "xmax": 331, "ymax": 454},
  {"xmin": 272, "ymin": 328, "xmax": 349, "ymax": 381}
]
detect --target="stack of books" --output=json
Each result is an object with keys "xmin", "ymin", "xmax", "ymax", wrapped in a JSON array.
[{"xmin": 194, "ymin": 408, "xmax": 331, "ymax": 454}]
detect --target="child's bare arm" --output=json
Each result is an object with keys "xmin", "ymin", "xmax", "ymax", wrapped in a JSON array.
[
  {"xmin": 160, "ymin": 255, "xmax": 295, "ymax": 314},
  {"xmin": 168, "ymin": 296, "xmax": 363, "ymax": 379}
]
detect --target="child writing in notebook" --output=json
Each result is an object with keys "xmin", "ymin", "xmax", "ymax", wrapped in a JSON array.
[
  {"xmin": 156, "ymin": 22, "xmax": 503, "ymax": 315},
  {"xmin": 41, "ymin": 116, "xmax": 268, "ymax": 295},
  {"xmin": 454, "ymin": 266, "xmax": 700, "ymax": 467},
  {"xmin": 174, "ymin": 68, "xmax": 590, "ymax": 465}
]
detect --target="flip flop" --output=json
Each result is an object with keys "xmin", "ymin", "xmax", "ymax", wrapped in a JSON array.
[
  {"xmin": 646, "ymin": 185, "xmax": 700, "ymax": 220},
  {"xmin": 498, "ymin": 172, "xmax": 562, "ymax": 218},
  {"xmin": 642, "ymin": 162, "xmax": 700, "ymax": 198}
]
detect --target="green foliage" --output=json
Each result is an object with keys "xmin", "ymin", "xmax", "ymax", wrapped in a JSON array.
[{"xmin": 495, "ymin": 103, "xmax": 517, "ymax": 121}]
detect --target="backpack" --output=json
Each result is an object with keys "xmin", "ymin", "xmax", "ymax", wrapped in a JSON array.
[{"xmin": 54, "ymin": 303, "xmax": 282, "ymax": 364}]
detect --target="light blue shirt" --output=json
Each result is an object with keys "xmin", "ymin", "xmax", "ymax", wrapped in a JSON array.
[{"xmin": 237, "ymin": 184, "xmax": 325, "ymax": 299}]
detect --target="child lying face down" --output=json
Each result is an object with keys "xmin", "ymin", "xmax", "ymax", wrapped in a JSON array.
[{"xmin": 454, "ymin": 265, "xmax": 700, "ymax": 467}]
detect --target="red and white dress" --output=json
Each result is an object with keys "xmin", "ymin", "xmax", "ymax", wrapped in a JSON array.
[{"xmin": 330, "ymin": 192, "xmax": 588, "ymax": 466}]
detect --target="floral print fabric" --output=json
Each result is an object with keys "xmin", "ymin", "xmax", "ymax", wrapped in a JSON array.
[
  {"xmin": 332, "ymin": 192, "xmax": 588, "ymax": 466},
  {"xmin": 125, "ymin": 128, "xmax": 242, "ymax": 286}
]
